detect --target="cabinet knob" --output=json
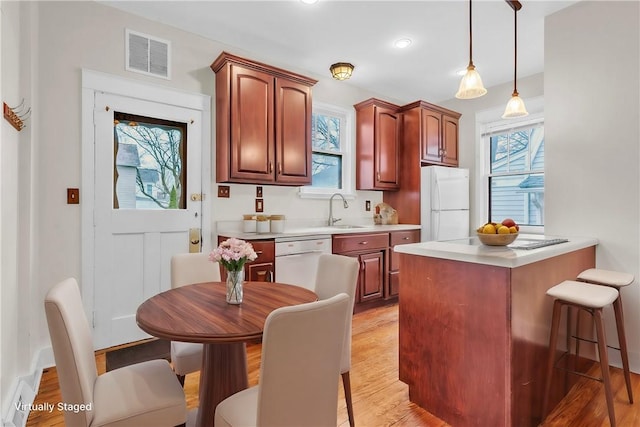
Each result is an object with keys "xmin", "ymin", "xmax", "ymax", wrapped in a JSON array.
[
  {"xmin": 269, "ymin": 162, "xmax": 273, "ymax": 173},
  {"xmin": 376, "ymin": 172, "xmax": 380, "ymax": 181},
  {"xmin": 359, "ymin": 241, "xmax": 368, "ymax": 245},
  {"xmin": 277, "ymin": 162, "xmax": 282, "ymax": 175}
]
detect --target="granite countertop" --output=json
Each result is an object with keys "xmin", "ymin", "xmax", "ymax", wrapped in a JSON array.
[
  {"xmin": 217, "ymin": 223, "xmax": 421, "ymax": 241},
  {"xmin": 394, "ymin": 234, "xmax": 598, "ymax": 268}
]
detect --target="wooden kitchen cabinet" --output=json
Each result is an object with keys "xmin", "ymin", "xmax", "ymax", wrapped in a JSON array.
[
  {"xmin": 384, "ymin": 101, "xmax": 462, "ymax": 225},
  {"xmin": 217, "ymin": 236, "xmax": 275, "ymax": 282},
  {"xmin": 388, "ymin": 230, "xmax": 421, "ymax": 297},
  {"xmin": 332, "ymin": 232, "xmax": 389, "ymax": 311},
  {"xmin": 403, "ymin": 100, "xmax": 461, "ymax": 167},
  {"xmin": 354, "ymin": 98, "xmax": 401, "ymax": 191},
  {"xmin": 212, "ymin": 52, "xmax": 317, "ymax": 185}
]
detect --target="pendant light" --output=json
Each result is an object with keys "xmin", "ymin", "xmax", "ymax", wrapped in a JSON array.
[
  {"xmin": 456, "ymin": 0, "xmax": 487, "ymax": 99},
  {"xmin": 502, "ymin": 1, "xmax": 528, "ymax": 118}
]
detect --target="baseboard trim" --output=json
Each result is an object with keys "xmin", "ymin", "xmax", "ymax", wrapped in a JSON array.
[{"xmin": 2, "ymin": 346, "xmax": 51, "ymax": 427}]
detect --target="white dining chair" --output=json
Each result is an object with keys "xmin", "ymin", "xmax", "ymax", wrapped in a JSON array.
[
  {"xmin": 44, "ymin": 277, "xmax": 186, "ymax": 427},
  {"xmin": 170, "ymin": 252, "xmax": 221, "ymax": 385},
  {"xmin": 214, "ymin": 293, "xmax": 351, "ymax": 427},
  {"xmin": 313, "ymin": 253, "xmax": 360, "ymax": 427}
]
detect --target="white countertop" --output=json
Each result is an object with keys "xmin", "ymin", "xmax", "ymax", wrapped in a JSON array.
[
  {"xmin": 218, "ymin": 224, "xmax": 421, "ymax": 241},
  {"xmin": 394, "ymin": 234, "xmax": 598, "ymax": 268}
]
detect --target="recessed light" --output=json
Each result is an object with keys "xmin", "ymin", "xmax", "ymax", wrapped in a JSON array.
[
  {"xmin": 300, "ymin": 0, "xmax": 319, "ymax": 4},
  {"xmin": 394, "ymin": 38, "xmax": 412, "ymax": 49}
]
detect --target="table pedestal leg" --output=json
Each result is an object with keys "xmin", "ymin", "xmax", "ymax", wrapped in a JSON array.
[{"xmin": 196, "ymin": 342, "xmax": 248, "ymax": 427}]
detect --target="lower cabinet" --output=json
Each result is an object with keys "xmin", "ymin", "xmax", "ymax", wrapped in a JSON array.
[
  {"xmin": 332, "ymin": 232, "xmax": 389, "ymax": 311},
  {"xmin": 388, "ymin": 230, "xmax": 421, "ymax": 297},
  {"xmin": 217, "ymin": 236, "xmax": 275, "ymax": 282}
]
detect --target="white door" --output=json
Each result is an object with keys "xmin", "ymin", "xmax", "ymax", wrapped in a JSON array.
[{"xmin": 91, "ymin": 91, "xmax": 206, "ymax": 349}]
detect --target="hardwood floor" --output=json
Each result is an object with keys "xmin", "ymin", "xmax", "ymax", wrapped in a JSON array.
[{"xmin": 27, "ymin": 303, "xmax": 639, "ymax": 426}]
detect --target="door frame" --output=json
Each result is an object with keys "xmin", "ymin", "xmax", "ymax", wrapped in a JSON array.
[{"xmin": 81, "ymin": 69, "xmax": 211, "ymax": 346}]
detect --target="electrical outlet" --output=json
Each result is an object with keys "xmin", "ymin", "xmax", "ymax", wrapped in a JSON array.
[
  {"xmin": 365, "ymin": 200, "xmax": 371, "ymax": 211},
  {"xmin": 218, "ymin": 185, "xmax": 230, "ymax": 198},
  {"xmin": 255, "ymin": 198, "xmax": 264, "ymax": 212}
]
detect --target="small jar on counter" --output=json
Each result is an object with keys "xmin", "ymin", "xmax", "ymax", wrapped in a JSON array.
[
  {"xmin": 242, "ymin": 214, "xmax": 257, "ymax": 233},
  {"xmin": 256, "ymin": 215, "xmax": 270, "ymax": 234},
  {"xmin": 270, "ymin": 215, "xmax": 285, "ymax": 233}
]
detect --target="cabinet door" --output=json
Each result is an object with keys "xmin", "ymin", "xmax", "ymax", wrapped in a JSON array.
[
  {"xmin": 375, "ymin": 107, "xmax": 400, "ymax": 189},
  {"xmin": 442, "ymin": 115, "xmax": 459, "ymax": 166},
  {"xmin": 275, "ymin": 78, "xmax": 312, "ymax": 185},
  {"xmin": 421, "ymin": 109, "xmax": 442, "ymax": 164},
  {"xmin": 230, "ymin": 65, "xmax": 275, "ymax": 182},
  {"xmin": 246, "ymin": 262, "xmax": 274, "ymax": 282},
  {"xmin": 358, "ymin": 252, "xmax": 385, "ymax": 302}
]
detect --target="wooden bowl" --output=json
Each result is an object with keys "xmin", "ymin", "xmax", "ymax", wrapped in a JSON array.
[{"xmin": 477, "ymin": 231, "xmax": 519, "ymax": 246}]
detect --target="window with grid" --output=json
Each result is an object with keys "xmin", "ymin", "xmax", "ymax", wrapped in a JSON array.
[
  {"xmin": 486, "ymin": 121, "xmax": 545, "ymax": 226},
  {"xmin": 300, "ymin": 103, "xmax": 352, "ymax": 197}
]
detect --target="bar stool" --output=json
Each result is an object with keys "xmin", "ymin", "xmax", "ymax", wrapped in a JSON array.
[
  {"xmin": 576, "ymin": 268, "xmax": 634, "ymax": 406},
  {"xmin": 542, "ymin": 280, "xmax": 621, "ymax": 427}
]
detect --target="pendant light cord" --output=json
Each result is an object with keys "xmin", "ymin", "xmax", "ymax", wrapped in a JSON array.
[
  {"xmin": 469, "ymin": 0, "xmax": 473, "ymax": 66},
  {"xmin": 513, "ymin": 8, "xmax": 518, "ymax": 95}
]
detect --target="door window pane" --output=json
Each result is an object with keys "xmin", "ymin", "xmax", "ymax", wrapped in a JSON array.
[{"xmin": 113, "ymin": 112, "xmax": 187, "ymax": 209}]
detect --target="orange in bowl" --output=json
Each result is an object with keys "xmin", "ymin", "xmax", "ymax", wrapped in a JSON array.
[{"xmin": 477, "ymin": 231, "xmax": 519, "ymax": 246}]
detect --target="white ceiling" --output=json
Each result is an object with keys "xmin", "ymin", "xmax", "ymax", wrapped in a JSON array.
[{"xmin": 100, "ymin": 0, "xmax": 579, "ymax": 103}]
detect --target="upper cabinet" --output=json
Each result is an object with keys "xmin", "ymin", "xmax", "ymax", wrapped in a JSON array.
[
  {"xmin": 402, "ymin": 101, "xmax": 461, "ymax": 167},
  {"xmin": 354, "ymin": 98, "xmax": 401, "ymax": 191},
  {"xmin": 211, "ymin": 52, "xmax": 317, "ymax": 185}
]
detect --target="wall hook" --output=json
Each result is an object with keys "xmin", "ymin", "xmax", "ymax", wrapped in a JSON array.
[{"xmin": 3, "ymin": 100, "xmax": 29, "ymax": 131}]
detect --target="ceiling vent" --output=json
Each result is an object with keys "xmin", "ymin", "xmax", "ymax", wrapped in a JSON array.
[{"xmin": 125, "ymin": 29, "xmax": 171, "ymax": 79}]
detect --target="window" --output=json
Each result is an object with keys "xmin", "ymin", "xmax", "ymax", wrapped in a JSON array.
[
  {"xmin": 113, "ymin": 112, "xmax": 187, "ymax": 209},
  {"xmin": 299, "ymin": 103, "xmax": 353, "ymax": 198},
  {"xmin": 485, "ymin": 120, "xmax": 544, "ymax": 227}
]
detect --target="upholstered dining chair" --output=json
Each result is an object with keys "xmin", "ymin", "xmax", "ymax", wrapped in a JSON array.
[
  {"xmin": 44, "ymin": 277, "xmax": 186, "ymax": 427},
  {"xmin": 214, "ymin": 293, "xmax": 351, "ymax": 427},
  {"xmin": 170, "ymin": 252, "xmax": 221, "ymax": 385},
  {"xmin": 314, "ymin": 253, "xmax": 360, "ymax": 427}
]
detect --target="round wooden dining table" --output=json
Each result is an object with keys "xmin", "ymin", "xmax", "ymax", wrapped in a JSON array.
[{"xmin": 136, "ymin": 281, "xmax": 317, "ymax": 427}]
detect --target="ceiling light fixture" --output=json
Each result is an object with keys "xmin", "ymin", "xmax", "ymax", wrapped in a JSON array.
[
  {"xmin": 300, "ymin": 0, "xmax": 319, "ymax": 4},
  {"xmin": 394, "ymin": 38, "xmax": 412, "ymax": 49},
  {"xmin": 502, "ymin": 1, "xmax": 529, "ymax": 118},
  {"xmin": 455, "ymin": 0, "xmax": 487, "ymax": 99},
  {"xmin": 330, "ymin": 62, "xmax": 354, "ymax": 81}
]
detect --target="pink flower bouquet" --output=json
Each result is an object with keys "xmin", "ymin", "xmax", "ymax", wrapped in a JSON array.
[{"xmin": 209, "ymin": 238, "xmax": 258, "ymax": 272}]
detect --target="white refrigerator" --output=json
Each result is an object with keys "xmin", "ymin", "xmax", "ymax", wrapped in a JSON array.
[{"xmin": 420, "ymin": 165, "xmax": 470, "ymax": 241}]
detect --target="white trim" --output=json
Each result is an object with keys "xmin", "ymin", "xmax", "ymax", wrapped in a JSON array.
[
  {"xmin": 81, "ymin": 69, "xmax": 211, "ymax": 346},
  {"xmin": 1, "ymin": 347, "xmax": 47, "ymax": 427},
  {"xmin": 299, "ymin": 102, "xmax": 355, "ymax": 199}
]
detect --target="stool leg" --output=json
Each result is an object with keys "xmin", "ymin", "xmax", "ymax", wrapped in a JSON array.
[
  {"xmin": 594, "ymin": 308, "xmax": 616, "ymax": 427},
  {"xmin": 543, "ymin": 299, "xmax": 563, "ymax": 419},
  {"xmin": 613, "ymin": 296, "xmax": 633, "ymax": 403}
]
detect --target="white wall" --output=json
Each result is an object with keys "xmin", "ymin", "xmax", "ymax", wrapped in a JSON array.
[{"xmin": 545, "ymin": 1, "xmax": 640, "ymax": 369}]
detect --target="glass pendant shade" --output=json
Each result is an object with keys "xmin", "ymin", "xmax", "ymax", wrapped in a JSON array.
[
  {"xmin": 330, "ymin": 62, "xmax": 354, "ymax": 80},
  {"xmin": 455, "ymin": 64, "xmax": 487, "ymax": 99},
  {"xmin": 502, "ymin": 91, "xmax": 529, "ymax": 118}
]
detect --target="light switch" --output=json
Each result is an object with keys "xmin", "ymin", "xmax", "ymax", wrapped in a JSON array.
[{"xmin": 67, "ymin": 188, "xmax": 80, "ymax": 204}]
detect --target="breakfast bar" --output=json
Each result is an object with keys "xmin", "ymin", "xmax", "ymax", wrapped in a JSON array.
[{"xmin": 395, "ymin": 235, "xmax": 598, "ymax": 427}]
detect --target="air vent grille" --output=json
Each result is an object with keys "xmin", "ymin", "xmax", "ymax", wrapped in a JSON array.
[{"xmin": 126, "ymin": 29, "xmax": 170, "ymax": 79}]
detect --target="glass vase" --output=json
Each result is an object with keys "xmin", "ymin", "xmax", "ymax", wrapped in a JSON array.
[{"xmin": 226, "ymin": 269, "xmax": 244, "ymax": 304}]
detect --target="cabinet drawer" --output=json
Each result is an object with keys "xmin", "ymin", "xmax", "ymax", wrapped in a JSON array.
[
  {"xmin": 333, "ymin": 233, "xmax": 389, "ymax": 253},
  {"xmin": 249, "ymin": 240, "xmax": 275, "ymax": 264},
  {"xmin": 390, "ymin": 230, "xmax": 421, "ymax": 247}
]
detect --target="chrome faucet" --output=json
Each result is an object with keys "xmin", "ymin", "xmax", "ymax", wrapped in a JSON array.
[{"xmin": 328, "ymin": 193, "xmax": 349, "ymax": 226}]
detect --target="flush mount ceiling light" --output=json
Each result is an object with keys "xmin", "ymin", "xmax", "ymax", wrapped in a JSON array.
[
  {"xmin": 502, "ymin": 1, "xmax": 529, "ymax": 118},
  {"xmin": 300, "ymin": 0, "xmax": 319, "ymax": 4},
  {"xmin": 394, "ymin": 38, "xmax": 412, "ymax": 49},
  {"xmin": 330, "ymin": 62, "xmax": 354, "ymax": 80},
  {"xmin": 455, "ymin": 0, "xmax": 487, "ymax": 99}
]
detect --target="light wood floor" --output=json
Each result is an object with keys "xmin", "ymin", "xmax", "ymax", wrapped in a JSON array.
[{"xmin": 27, "ymin": 303, "xmax": 640, "ymax": 426}]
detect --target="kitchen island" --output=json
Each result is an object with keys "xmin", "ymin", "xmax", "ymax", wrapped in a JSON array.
[{"xmin": 395, "ymin": 235, "xmax": 598, "ymax": 427}]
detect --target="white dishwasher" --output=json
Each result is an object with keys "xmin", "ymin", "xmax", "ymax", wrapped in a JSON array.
[{"xmin": 275, "ymin": 235, "xmax": 332, "ymax": 290}]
